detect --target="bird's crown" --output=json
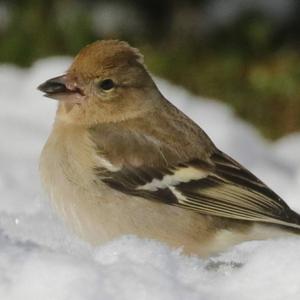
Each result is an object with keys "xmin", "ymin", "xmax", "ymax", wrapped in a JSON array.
[{"xmin": 68, "ymin": 40, "xmax": 144, "ymax": 78}]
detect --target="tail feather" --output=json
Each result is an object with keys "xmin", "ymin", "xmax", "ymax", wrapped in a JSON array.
[{"xmin": 280, "ymin": 209, "xmax": 300, "ymax": 234}]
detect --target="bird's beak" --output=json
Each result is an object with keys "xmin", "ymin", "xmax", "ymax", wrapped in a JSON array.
[{"xmin": 38, "ymin": 74, "xmax": 85, "ymax": 103}]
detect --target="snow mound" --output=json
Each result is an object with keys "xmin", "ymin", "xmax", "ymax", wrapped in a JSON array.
[{"xmin": 0, "ymin": 58, "xmax": 300, "ymax": 299}]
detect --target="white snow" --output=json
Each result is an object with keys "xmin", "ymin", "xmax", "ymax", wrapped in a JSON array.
[{"xmin": 0, "ymin": 58, "xmax": 300, "ymax": 299}]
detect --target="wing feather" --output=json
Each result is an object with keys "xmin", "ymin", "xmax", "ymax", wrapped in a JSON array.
[{"xmin": 95, "ymin": 150, "xmax": 300, "ymax": 229}]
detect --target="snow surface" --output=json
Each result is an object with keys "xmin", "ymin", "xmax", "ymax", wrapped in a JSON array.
[{"xmin": 0, "ymin": 58, "xmax": 300, "ymax": 299}]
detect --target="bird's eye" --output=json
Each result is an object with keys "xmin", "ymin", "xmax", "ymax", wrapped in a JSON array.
[{"xmin": 99, "ymin": 79, "xmax": 115, "ymax": 91}]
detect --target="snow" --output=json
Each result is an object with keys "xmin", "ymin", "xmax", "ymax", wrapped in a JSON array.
[{"xmin": 0, "ymin": 57, "xmax": 300, "ymax": 299}]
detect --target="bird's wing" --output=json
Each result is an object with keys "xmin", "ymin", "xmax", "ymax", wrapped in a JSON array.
[{"xmin": 96, "ymin": 149, "xmax": 300, "ymax": 229}]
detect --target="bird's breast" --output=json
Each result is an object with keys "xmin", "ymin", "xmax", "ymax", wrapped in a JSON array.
[{"xmin": 39, "ymin": 125, "xmax": 108, "ymax": 237}]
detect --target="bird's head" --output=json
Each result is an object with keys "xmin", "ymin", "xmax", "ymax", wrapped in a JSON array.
[{"xmin": 38, "ymin": 40, "xmax": 160, "ymax": 126}]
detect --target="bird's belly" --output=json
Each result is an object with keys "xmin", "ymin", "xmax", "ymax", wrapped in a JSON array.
[{"xmin": 47, "ymin": 178, "xmax": 218, "ymax": 256}]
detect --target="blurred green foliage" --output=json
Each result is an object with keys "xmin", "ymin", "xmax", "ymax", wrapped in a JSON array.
[
  {"xmin": 1, "ymin": 0, "xmax": 300, "ymax": 139},
  {"xmin": 0, "ymin": 0, "xmax": 94, "ymax": 65}
]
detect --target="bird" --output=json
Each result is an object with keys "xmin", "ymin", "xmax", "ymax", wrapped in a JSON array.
[{"xmin": 38, "ymin": 40, "xmax": 300, "ymax": 256}]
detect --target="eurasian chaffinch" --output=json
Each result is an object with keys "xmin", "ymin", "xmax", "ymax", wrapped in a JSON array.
[{"xmin": 38, "ymin": 40, "xmax": 300, "ymax": 256}]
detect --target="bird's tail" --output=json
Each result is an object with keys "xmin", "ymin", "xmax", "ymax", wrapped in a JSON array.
[{"xmin": 282, "ymin": 209, "xmax": 300, "ymax": 235}]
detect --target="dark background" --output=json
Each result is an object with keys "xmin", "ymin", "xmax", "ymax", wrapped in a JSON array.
[{"xmin": 1, "ymin": 0, "xmax": 300, "ymax": 139}]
